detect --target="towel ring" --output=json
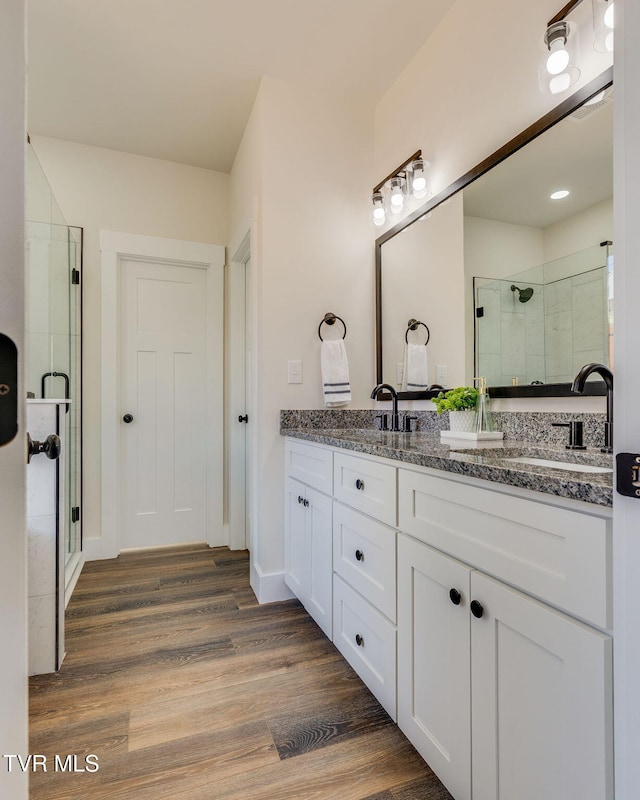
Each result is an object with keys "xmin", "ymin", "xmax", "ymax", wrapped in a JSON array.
[
  {"xmin": 318, "ymin": 312, "xmax": 347, "ymax": 341},
  {"xmin": 405, "ymin": 318, "xmax": 430, "ymax": 346}
]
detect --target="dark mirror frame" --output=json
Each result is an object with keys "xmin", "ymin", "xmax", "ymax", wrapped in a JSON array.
[{"xmin": 375, "ymin": 67, "xmax": 613, "ymax": 400}]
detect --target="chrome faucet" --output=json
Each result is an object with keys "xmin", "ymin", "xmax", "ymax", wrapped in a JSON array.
[
  {"xmin": 371, "ymin": 383, "xmax": 400, "ymax": 432},
  {"xmin": 571, "ymin": 363, "xmax": 613, "ymax": 453}
]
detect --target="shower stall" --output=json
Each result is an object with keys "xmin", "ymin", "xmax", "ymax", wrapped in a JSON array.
[{"xmin": 26, "ymin": 144, "xmax": 83, "ymax": 599}]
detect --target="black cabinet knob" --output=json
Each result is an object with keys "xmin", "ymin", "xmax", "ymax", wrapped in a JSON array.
[
  {"xmin": 298, "ymin": 495, "xmax": 304, "ymax": 504},
  {"xmin": 355, "ymin": 634, "xmax": 364, "ymax": 647},
  {"xmin": 304, "ymin": 499, "xmax": 309, "ymax": 507},
  {"xmin": 123, "ymin": 413, "xmax": 134, "ymax": 423},
  {"xmin": 238, "ymin": 414, "xmax": 248, "ymax": 423},
  {"xmin": 470, "ymin": 600, "xmax": 485, "ymax": 619},
  {"xmin": 449, "ymin": 588, "xmax": 462, "ymax": 605},
  {"xmin": 355, "ymin": 549, "xmax": 364, "ymax": 562},
  {"xmin": 355, "ymin": 479, "xmax": 365, "ymax": 491}
]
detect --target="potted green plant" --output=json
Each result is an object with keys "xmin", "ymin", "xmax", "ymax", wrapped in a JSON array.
[{"xmin": 431, "ymin": 386, "xmax": 479, "ymax": 432}]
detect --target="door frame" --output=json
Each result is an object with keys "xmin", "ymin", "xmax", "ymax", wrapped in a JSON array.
[
  {"xmin": 98, "ymin": 231, "xmax": 225, "ymax": 559},
  {"xmin": 228, "ymin": 230, "xmax": 250, "ymax": 551}
]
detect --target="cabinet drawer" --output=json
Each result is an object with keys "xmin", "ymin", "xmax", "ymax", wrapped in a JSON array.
[
  {"xmin": 333, "ymin": 452, "xmax": 396, "ymax": 526},
  {"xmin": 333, "ymin": 503, "xmax": 397, "ymax": 622},
  {"xmin": 285, "ymin": 438, "xmax": 333, "ymax": 495},
  {"xmin": 333, "ymin": 574, "xmax": 397, "ymax": 720},
  {"xmin": 398, "ymin": 468, "xmax": 611, "ymax": 629}
]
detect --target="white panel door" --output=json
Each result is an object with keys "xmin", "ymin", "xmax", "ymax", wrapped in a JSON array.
[
  {"xmin": 397, "ymin": 534, "xmax": 472, "ymax": 800},
  {"xmin": 120, "ymin": 259, "xmax": 208, "ymax": 548},
  {"xmin": 471, "ymin": 570, "xmax": 613, "ymax": 800},
  {"xmin": 306, "ymin": 486, "xmax": 333, "ymax": 638}
]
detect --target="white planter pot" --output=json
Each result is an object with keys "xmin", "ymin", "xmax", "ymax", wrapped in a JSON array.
[{"xmin": 448, "ymin": 409, "xmax": 477, "ymax": 433}]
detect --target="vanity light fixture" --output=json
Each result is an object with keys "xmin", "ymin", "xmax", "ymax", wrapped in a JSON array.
[
  {"xmin": 371, "ymin": 150, "xmax": 431, "ymax": 227},
  {"xmin": 539, "ymin": 0, "xmax": 614, "ymax": 95},
  {"xmin": 592, "ymin": 0, "xmax": 614, "ymax": 53},
  {"xmin": 389, "ymin": 176, "xmax": 406, "ymax": 214},
  {"xmin": 372, "ymin": 191, "xmax": 386, "ymax": 227},
  {"xmin": 541, "ymin": 20, "xmax": 581, "ymax": 95},
  {"xmin": 550, "ymin": 189, "xmax": 570, "ymax": 199}
]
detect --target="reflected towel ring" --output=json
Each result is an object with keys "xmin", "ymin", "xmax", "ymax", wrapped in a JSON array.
[
  {"xmin": 405, "ymin": 319, "xmax": 430, "ymax": 345},
  {"xmin": 318, "ymin": 312, "xmax": 347, "ymax": 341}
]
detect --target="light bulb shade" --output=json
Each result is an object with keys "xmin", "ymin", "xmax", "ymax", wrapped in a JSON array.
[
  {"xmin": 593, "ymin": 0, "xmax": 614, "ymax": 52},
  {"xmin": 371, "ymin": 191, "xmax": 386, "ymax": 227},
  {"xmin": 410, "ymin": 158, "xmax": 430, "ymax": 200},
  {"xmin": 388, "ymin": 176, "xmax": 405, "ymax": 213},
  {"xmin": 539, "ymin": 21, "xmax": 581, "ymax": 95}
]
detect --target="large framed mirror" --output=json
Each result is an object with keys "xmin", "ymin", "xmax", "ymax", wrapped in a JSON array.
[{"xmin": 375, "ymin": 67, "xmax": 613, "ymax": 399}]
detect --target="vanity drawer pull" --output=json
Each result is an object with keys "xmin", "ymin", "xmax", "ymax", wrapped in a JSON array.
[
  {"xmin": 449, "ymin": 588, "xmax": 462, "ymax": 606},
  {"xmin": 355, "ymin": 634, "xmax": 364, "ymax": 647},
  {"xmin": 355, "ymin": 478, "xmax": 365, "ymax": 491},
  {"xmin": 355, "ymin": 549, "xmax": 364, "ymax": 562}
]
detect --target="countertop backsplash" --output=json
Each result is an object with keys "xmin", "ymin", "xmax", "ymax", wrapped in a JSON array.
[{"xmin": 279, "ymin": 409, "xmax": 607, "ymax": 450}]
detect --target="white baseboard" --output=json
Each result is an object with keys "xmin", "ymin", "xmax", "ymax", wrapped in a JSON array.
[
  {"xmin": 64, "ymin": 554, "xmax": 85, "ymax": 607},
  {"xmin": 250, "ymin": 561, "xmax": 295, "ymax": 604},
  {"xmin": 82, "ymin": 537, "xmax": 119, "ymax": 562}
]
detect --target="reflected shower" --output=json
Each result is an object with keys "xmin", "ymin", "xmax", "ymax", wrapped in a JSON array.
[{"xmin": 511, "ymin": 284, "xmax": 534, "ymax": 303}]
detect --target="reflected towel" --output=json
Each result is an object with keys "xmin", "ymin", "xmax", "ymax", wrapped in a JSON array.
[
  {"xmin": 321, "ymin": 340, "xmax": 351, "ymax": 407},
  {"xmin": 402, "ymin": 343, "xmax": 429, "ymax": 391}
]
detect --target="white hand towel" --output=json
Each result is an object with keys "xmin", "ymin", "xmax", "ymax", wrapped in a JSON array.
[
  {"xmin": 403, "ymin": 342, "xmax": 429, "ymax": 391},
  {"xmin": 321, "ymin": 339, "xmax": 351, "ymax": 407}
]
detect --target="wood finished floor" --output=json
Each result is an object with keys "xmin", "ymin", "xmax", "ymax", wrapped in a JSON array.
[{"xmin": 29, "ymin": 544, "xmax": 453, "ymax": 800}]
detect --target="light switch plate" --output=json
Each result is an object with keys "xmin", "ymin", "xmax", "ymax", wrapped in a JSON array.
[
  {"xmin": 436, "ymin": 364, "xmax": 448, "ymax": 385},
  {"xmin": 288, "ymin": 360, "xmax": 303, "ymax": 384}
]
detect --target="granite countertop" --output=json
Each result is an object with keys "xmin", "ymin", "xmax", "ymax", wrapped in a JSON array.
[{"xmin": 281, "ymin": 428, "xmax": 613, "ymax": 508}]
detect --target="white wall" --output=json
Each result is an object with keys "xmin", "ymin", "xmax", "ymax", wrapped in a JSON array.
[
  {"xmin": 230, "ymin": 77, "xmax": 374, "ymax": 595},
  {"xmin": 28, "ymin": 137, "xmax": 230, "ymax": 549},
  {"xmin": 0, "ymin": 1, "xmax": 28, "ymax": 797},
  {"xmin": 613, "ymin": 1, "xmax": 640, "ymax": 795}
]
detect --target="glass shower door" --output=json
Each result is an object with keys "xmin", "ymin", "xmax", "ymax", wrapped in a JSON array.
[{"xmin": 26, "ymin": 218, "xmax": 83, "ymax": 595}]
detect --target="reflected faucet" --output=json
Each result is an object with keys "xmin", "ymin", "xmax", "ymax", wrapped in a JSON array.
[
  {"xmin": 371, "ymin": 383, "xmax": 400, "ymax": 432},
  {"xmin": 571, "ymin": 363, "xmax": 613, "ymax": 453}
]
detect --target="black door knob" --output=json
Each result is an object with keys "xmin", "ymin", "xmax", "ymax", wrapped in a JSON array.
[
  {"xmin": 449, "ymin": 588, "xmax": 462, "ymax": 605},
  {"xmin": 238, "ymin": 414, "xmax": 248, "ymax": 423},
  {"xmin": 123, "ymin": 414, "xmax": 134, "ymax": 423},
  {"xmin": 470, "ymin": 600, "xmax": 485, "ymax": 619},
  {"xmin": 355, "ymin": 634, "xmax": 364, "ymax": 647},
  {"xmin": 355, "ymin": 549, "xmax": 364, "ymax": 562},
  {"xmin": 27, "ymin": 433, "xmax": 61, "ymax": 464}
]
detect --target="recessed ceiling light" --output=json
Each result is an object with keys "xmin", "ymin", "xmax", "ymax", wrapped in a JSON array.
[{"xmin": 550, "ymin": 189, "xmax": 570, "ymax": 200}]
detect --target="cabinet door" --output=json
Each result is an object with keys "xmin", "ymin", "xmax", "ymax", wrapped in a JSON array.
[
  {"xmin": 307, "ymin": 487, "xmax": 333, "ymax": 638},
  {"xmin": 284, "ymin": 477, "xmax": 307, "ymax": 601},
  {"xmin": 470, "ymin": 571, "xmax": 613, "ymax": 800},
  {"xmin": 397, "ymin": 534, "xmax": 472, "ymax": 800}
]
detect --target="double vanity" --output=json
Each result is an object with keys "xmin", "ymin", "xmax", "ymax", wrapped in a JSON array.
[{"xmin": 282, "ymin": 415, "xmax": 613, "ymax": 800}]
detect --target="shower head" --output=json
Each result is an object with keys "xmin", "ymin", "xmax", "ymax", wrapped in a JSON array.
[{"xmin": 510, "ymin": 285, "xmax": 534, "ymax": 303}]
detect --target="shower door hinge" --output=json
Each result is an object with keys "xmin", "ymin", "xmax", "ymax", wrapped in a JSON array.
[
  {"xmin": 71, "ymin": 506, "xmax": 81, "ymax": 523},
  {"xmin": 476, "ymin": 306, "xmax": 484, "ymax": 318},
  {"xmin": 71, "ymin": 269, "xmax": 80, "ymax": 285}
]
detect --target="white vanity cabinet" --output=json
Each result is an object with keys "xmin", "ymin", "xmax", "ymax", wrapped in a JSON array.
[
  {"xmin": 283, "ymin": 436, "xmax": 613, "ymax": 800},
  {"xmin": 284, "ymin": 441, "xmax": 333, "ymax": 638}
]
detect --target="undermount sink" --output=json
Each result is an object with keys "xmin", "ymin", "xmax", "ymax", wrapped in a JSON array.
[{"xmin": 504, "ymin": 457, "xmax": 613, "ymax": 474}]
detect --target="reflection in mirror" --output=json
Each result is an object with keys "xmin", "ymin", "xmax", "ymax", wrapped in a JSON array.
[
  {"xmin": 474, "ymin": 243, "xmax": 613, "ymax": 386},
  {"xmin": 376, "ymin": 70, "xmax": 613, "ymax": 398},
  {"xmin": 465, "ymin": 91, "xmax": 613, "ymax": 387}
]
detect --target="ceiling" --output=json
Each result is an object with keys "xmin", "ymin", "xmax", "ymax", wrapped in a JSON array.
[{"xmin": 27, "ymin": 0, "xmax": 456, "ymax": 172}]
